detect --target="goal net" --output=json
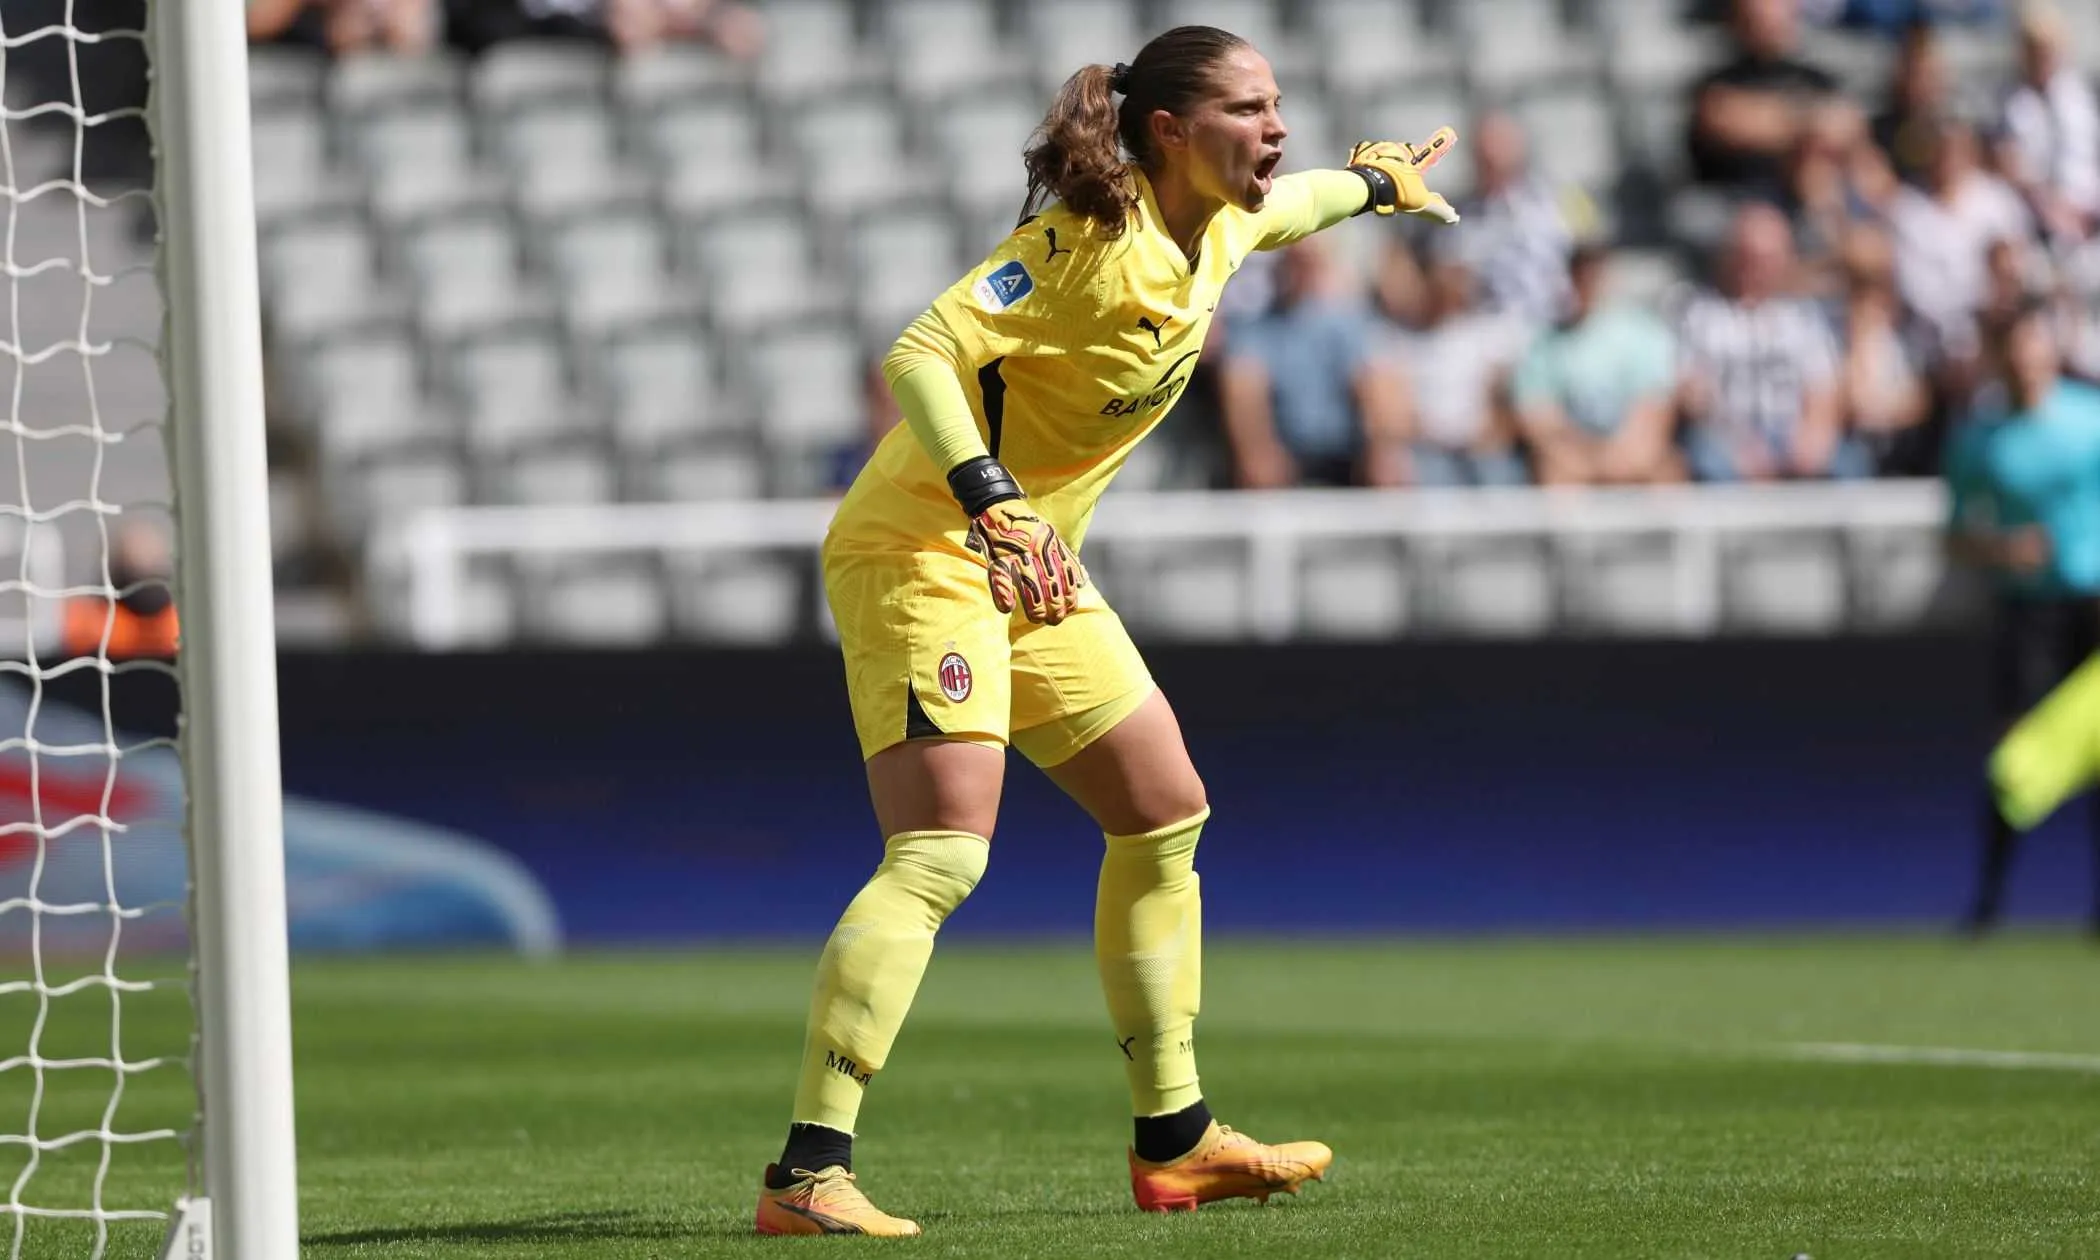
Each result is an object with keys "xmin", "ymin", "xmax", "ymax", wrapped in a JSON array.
[{"xmin": 2, "ymin": 4, "xmax": 296, "ymax": 1258}]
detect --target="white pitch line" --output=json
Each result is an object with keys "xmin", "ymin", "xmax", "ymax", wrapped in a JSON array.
[{"xmin": 1785, "ymin": 1042, "xmax": 2100, "ymax": 1074}]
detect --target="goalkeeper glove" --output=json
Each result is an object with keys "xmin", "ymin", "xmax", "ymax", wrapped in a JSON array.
[
  {"xmin": 949, "ymin": 457, "xmax": 1087, "ymax": 625},
  {"xmin": 1346, "ymin": 129, "xmax": 1461, "ymax": 224}
]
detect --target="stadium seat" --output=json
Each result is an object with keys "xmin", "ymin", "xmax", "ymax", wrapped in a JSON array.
[
  {"xmin": 789, "ymin": 94, "xmax": 929, "ymax": 217},
  {"xmin": 541, "ymin": 210, "xmax": 689, "ymax": 338},
  {"xmin": 1020, "ymin": 0, "xmax": 1143, "ymax": 94},
  {"xmin": 612, "ymin": 44, "xmax": 751, "ymax": 116},
  {"xmin": 926, "ymin": 88, "xmax": 1040, "ymax": 220},
  {"xmin": 850, "ymin": 204, "xmax": 960, "ymax": 344},
  {"xmin": 1812, "ymin": 31, "xmax": 1897, "ymax": 102},
  {"xmin": 1511, "ymin": 88, "xmax": 1621, "ymax": 196},
  {"xmin": 667, "ymin": 554, "xmax": 806, "ymax": 644},
  {"xmin": 1606, "ymin": 248, "xmax": 1687, "ymax": 309},
  {"xmin": 758, "ymin": 0, "xmax": 886, "ymax": 103},
  {"xmin": 745, "ymin": 322, "xmax": 867, "ymax": 451},
  {"xmin": 1601, "ymin": 0, "xmax": 1729, "ymax": 93},
  {"xmin": 496, "ymin": 104, "xmax": 621, "ymax": 178},
  {"xmin": 299, "ymin": 333, "xmax": 448, "ymax": 465},
  {"xmin": 248, "ymin": 46, "xmax": 328, "ymax": 115},
  {"xmin": 350, "ymin": 108, "xmax": 475, "ymax": 182},
  {"xmin": 883, "ymin": 0, "xmax": 1027, "ymax": 104},
  {"xmin": 1157, "ymin": 0, "xmax": 1312, "ymax": 80},
  {"xmin": 686, "ymin": 212, "xmax": 840, "ymax": 334},
  {"xmin": 1299, "ymin": 539, "xmax": 1410, "ymax": 639},
  {"xmin": 397, "ymin": 211, "xmax": 556, "ymax": 341},
  {"xmin": 1615, "ymin": 83, "xmax": 1696, "ymax": 184},
  {"xmin": 488, "ymin": 447, "xmax": 619, "ymax": 506},
  {"xmin": 597, "ymin": 330, "xmax": 743, "ymax": 455},
  {"xmin": 523, "ymin": 557, "xmax": 670, "ymax": 646},
  {"xmin": 470, "ymin": 41, "xmax": 610, "ymax": 116},
  {"xmin": 638, "ymin": 440, "xmax": 770, "ymax": 502},
  {"xmin": 326, "ymin": 52, "xmax": 465, "ymax": 121},
  {"xmin": 1275, "ymin": 92, "xmax": 1337, "ymax": 175},
  {"xmin": 1563, "ymin": 534, "xmax": 1686, "ymax": 635},
  {"xmin": 1453, "ymin": 0, "xmax": 1603, "ymax": 98},
  {"xmin": 1721, "ymin": 533, "xmax": 1848, "ymax": 634},
  {"xmin": 1423, "ymin": 539, "xmax": 1556, "ymax": 637},
  {"xmin": 1307, "ymin": 0, "xmax": 1454, "ymax": 101},
  {"xmin": 249, "ymin": 108, "xmax": 348, "ymax": 226},
  {"xmin": 326, "ymin": 453, "xmax": 468, "ymax": 547},
  {"xmin": 644, "ymin": 98, "xmax": 769, "ymax": 178},
  {"xmin": 1125, "ymin": 543, "xmax": 1252, "ymax": 642},
  {"xmin": 447, "ymin": 332, "xmax": 589, "ymax": 458},
  {"xmin": 258, "ymin": 213, "xmax": 401, "ymax": 343}
]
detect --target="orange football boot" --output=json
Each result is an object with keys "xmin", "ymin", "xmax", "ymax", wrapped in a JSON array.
[
  {"xmin": 754, "ymin": 1164, "xmax": 921, "ymax": 1237},
  {"xmin": 1129, "ymin": 1122, "xmax": 1332, "ymax": 1212}
]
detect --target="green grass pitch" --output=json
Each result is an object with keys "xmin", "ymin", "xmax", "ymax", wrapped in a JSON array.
[{"xmin": 8, "ymin": 935, "xmax": 2100, "ymax": 1258}]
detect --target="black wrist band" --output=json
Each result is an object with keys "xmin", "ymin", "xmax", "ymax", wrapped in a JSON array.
[
  {"xmin": 947, "ymin": 456, "xmax": 1023, "ymax": 517},
  {"xmin": 1348, "ymin": 164, "xmax": 1395, "ymax": 215}
]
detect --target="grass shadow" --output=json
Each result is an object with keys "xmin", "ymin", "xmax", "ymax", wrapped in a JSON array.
[{"xmin": 303, "ymin": 1208, "xmax": 765, "ymax": 1248}]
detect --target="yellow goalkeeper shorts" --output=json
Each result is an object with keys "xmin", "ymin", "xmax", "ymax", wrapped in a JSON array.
[{"xmin": 822, "ymin": 539, "xmax": 1152, "ymax": 764}]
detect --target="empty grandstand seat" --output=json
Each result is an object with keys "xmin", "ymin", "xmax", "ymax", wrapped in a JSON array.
[
  {"xmin": 1454, "ymin": 0, "xmax": 1602, "ymax": 97},
  {"xmin": 249, "ymin": 46, "xmax": 327, "ymax": 114},
  {"xmin": 1020, "ymin": 0, "xmax": 1142, "ymax": 95},
  {"xmin": 1564, "ymin": 535, "xmax": 1686, "ymax": 635},
  {"xmin": 487, "ymin": 447, "xmax": 618, "ymax": 506},
  {"xmin": 1300, "ymin": 539, "xmax": 1410, "ymax": 639},
  {"xmin": 1512, "ymin": 88, "xmax": 1621, "ymax": 196},
  {"xmin": 850, "ymin": 204, "xmax": 960, "ymax": 343},
  {"xmin": 758, "ymin": 0, "xmax": 885, "ymax": 103},
  {"xmin": 1424, "ymin": 540, "xmax": 1556, "ymax": 637},
  {"xmin": 448, "ymin": 332, "xmax": 588, "ymax": 458},
  {"xmin": 1308, "ymin": 0, "xmax": 1452, "ymax": 99},
  {"xmin": 541, "ymin": 210, "xmax": 688, "ymax": 337},
  {"xmin": 495, "ymin": 103, "xmax": 622, "ymax": 177},
  {"xmin": 613, "ymin": 45, "xmax": 751, "ymax": 116},
  {"xmin": 789, "ymin": 93, "xmax": 928, "ymax": 216},
  {"xmin": 351, "ymin": 108, "xmax": 475, "ymax": 181},
  {"xmin": 597, "ymin": 329, "xmax": 741, "ymax": 454},
  {"xmin": 667, "ymin": 554, "xmax": 806, "ymax": 643},
  {"xmin": 249, "ymin": 107, "xmax": 346, "ymax": 224},
  {"xmin": 523, "ymin": 557, "xmax": 670, "ymax": 646},
  {"xmin": 1157, "ymin": 0, "xmax": 1311, "ymax": 80},
  {"xmin": 398, "ymin": 210, "xmax": 555, "ymax": 341},
  {"xmin": 1722, "ymin": 533, "xmax": 1848, "ymax": 634},
  {"xmin": 686, "ymin": 212, "xmax": 840, "ymax": 334},
  {"xmin": 300, "ymin": 333, "xmax": 451, "ymax": 466},
  {"xmin": 327, "ymin": 453, "xmax": 469, "ymax": 549},
  {"xmin": 259, "ymin": 213, "xmax": 401, "ymax": 342},
  {"xmin": 326, "ymin": 52, "xmax": 465, "ymax": 121},
  {"xmin": 926, "ymin": 88, "xmax": 1039, "ymax": 219},
  {"xmin": 746, "ymin": 322, "xmax": 867, "ymax": 451},
  {"xmin": 884, "ymin": 0, "xmax": 1026, "ymax": 104},
  {"xmin": 1602, "ymin": 0, "xmax": 1729, "ymax": 93},
  {"xmin": 471, "ymin": 41, "xmax": 610, "ymax": 116},
  {"xmin": 638, "ymin": 440, "xmax": 770, "ymax": 502},
  {"xmin": 1274, "ymin": 93, "xmax": 1337, "ymax": 177}
]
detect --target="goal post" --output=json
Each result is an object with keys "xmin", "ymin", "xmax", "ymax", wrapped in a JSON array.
[{"xmin": 151, "ymin": 1, "xmax": 300, "ymax": 1257}]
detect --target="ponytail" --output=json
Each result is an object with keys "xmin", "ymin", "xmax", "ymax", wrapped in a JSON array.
[
  {"xmin": 1021, "ymin": 63, "xmax": 1137, "ymax": 239},
  {"xmin": 1017, "ymin": 27, "xmax": 1252, "ymax": 241}
]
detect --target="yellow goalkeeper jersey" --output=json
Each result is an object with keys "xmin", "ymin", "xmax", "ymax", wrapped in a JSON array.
[{"xmin": 829, "ymin": 169, "xmax": 1365, "ymax": 556}]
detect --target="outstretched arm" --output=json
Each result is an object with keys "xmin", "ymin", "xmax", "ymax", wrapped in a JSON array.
[{"xmin": 1253, "ymin": 128, "xmax": 1462, "ymax": 251}]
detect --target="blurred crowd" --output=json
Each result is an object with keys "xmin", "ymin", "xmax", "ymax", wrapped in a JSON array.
[{"xmin": 1167, "ymin": 0, "xmax": 2100, "ymax": 492}]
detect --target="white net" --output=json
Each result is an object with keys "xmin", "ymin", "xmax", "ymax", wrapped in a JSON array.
[{"xmin": 0, "ymin": 4, "xmax": 199, "ymax": 1256}]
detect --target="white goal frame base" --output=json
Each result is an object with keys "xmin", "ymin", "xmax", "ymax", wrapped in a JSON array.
[{"xmin": 156, "ymin": 1198, "xmax": 212, "ymax": 1260}]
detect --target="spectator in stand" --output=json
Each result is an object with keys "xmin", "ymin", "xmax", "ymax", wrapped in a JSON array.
[
  {"xmin": 1676, "ymin": 203, "xmax": 1865, "ymax": 481},
  {"xmin": 61, "ymin": 520, "xmax": 179, "ymax": 661},
  {"xmin": 1832, "ymin": 223, "xmax": 1940, "ymax": 473},
  {"xmin": 249, "ymin": 0, "xmax": 438, "ymax": 51},
  {"xmin": 1219, "ymin": 238, "xmax": 1409, "ymax": 490},
  {"xmin": 1447, "ymin": 110, "xmax": 1601, "ymax": 330},
  {"xmin": 1379, "ymin": 244, "xmax": 1532, "ymax": 486},
  {"xmin": 1512, "ymin": 243, "xmax": 1684, "ymax": 486},
  {"xmin": 1690, "ymin": 0, "xmax": 1841, "ymax": 200},
  {"xmin": 1823, "ymin": 0, "xmax": 2009, "ymax": 34},
  {"xmin": 1889, "ymin": 114, "xmax": 2035, "ymax": 361},
  {"xmin": 1995, "ymin": 1, "xmax": 2100, "ymax": 244},
  {"xmin": 1874, "ymin": 21, "xmax": 1954, "ymax": 188},
  {"xmin": 1786, "ymin": 100, "xmax": 1897, "ymax": 292},
  {"xmin": 445, "ymin": 0, "xmax": 765, "ymax": 58}
]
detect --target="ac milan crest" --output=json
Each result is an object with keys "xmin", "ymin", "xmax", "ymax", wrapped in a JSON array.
[{"xmin": 937, "ymin": 652, "xmax": 973, "ymax": 702}]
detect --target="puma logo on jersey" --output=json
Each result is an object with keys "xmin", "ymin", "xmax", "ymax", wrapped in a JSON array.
[
  {"xmin": 1136, "ymin": 314, "xmax": 1171, "ymax": 350},
  {"xmin": 1043, "ymin": 226, "xmax": 1072, "ymax": 262}
]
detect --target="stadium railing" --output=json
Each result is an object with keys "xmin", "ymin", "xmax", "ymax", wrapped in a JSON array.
[{"xmin": 370, "ymin": 479, "xmax": 1958, "ymax": 649}]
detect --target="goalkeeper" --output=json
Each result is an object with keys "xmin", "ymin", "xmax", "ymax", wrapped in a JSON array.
[{"xmin": 754, "ymin": 24, "xmax": 1459, "ymax": 1238}]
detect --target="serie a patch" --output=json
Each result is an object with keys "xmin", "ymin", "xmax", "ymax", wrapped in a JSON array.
[{"xmin": 972, "ymin": 260, "xmax": 1034, "ymax": 313}]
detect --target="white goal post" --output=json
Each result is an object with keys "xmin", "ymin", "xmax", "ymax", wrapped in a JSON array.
[{"xmin": 1, "ymin": 2, "xmax": 297, "ymax": 1257}]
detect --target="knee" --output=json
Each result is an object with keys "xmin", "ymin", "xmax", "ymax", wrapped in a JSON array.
[{"xmin": 882, "ymin": 830, "xmax": 990, "ymax": 918}]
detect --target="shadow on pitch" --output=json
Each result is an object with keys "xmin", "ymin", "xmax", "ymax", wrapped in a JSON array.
[{"xmin": 304, "ymin": 1208, "xmax": 756, "ymax": 1247}]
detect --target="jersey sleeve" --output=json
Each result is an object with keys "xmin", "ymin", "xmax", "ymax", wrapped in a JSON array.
[{"xmin": 1248, "ymin": 170, "xmax": 1373, "ymax": 251}]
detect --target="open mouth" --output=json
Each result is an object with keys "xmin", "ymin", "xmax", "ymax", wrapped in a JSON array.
[{"xmin": 1255, "ymin": 151, "xmax": 1281, "ymax": 188}]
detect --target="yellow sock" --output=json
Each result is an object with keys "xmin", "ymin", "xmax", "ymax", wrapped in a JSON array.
[
  {"xmin": 1096, "ymin": 807, "xmax": 1208, "ymax": 1117},
  {"xmin": 1993, "ymin": 651, "xmax": 2100, "ymax": 832},
  {"xmin": 791, "ymin": 830, "xmax": 988, "ymax": 1134}
]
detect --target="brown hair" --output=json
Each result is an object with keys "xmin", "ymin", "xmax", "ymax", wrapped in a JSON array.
[{"xmin": 1020, "ymin": 25, "xmax": 1251, "ymax": 239}]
